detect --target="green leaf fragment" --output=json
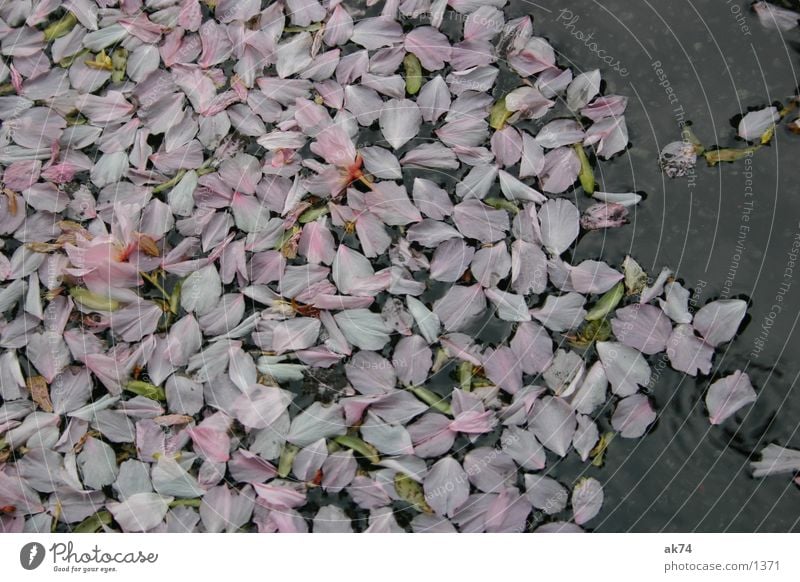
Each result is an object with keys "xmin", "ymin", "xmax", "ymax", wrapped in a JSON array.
[
  {"xmin": 333, "ymin": 435, "xmax": 380, "ymax": 464},
  {"xmin": 284, "ymin": 23, "xmax": 323, "ymax": 32},
  {"xmin": 680, "ymin": 126, "xmax": 705, "ymax": 153},
  {"xmin": 760, "ymin": 125, "xmax": 775, "ymax": 145},
  {"xmin": 409, "ymin": 386, "xmax": 452, "ymax": 416},
  {"xmin": 394, "ymin": 473, "xmax": 433, "ymax": 513},
  {"xmin": 124, "ymin": 380, "xmax": 166, "ymax": 401},
  {"xmin": 458, "ymin": 361, "xmax": 474, "ymax": 392},
  {"xmin": 44, "ymin": 12, "xmax": 78, "ymax": 41},
  {"xmin": 431, "ymin": 348, "xmax": 449, "ymax": 373},
  {"xmin": 585, "ymin": 282, "xmax": 624, "ymax": 321},
  {"xmin": 69, "ymin": 287, "xmax": 120, "ymax": 312},
  {"xmin": 484, "ymin": 197, "xmax": 520, "ymax": 214},
  {"xmin": 275, "ymin": 226, "xmax": 300, "ymax": 251},
  {"xmin": 58, "ymin": 48, "xmax": 89, "ymax": 68},
  {"xmin": 298, "ymin": 205, "xmax": 330, "ymax": 224},
  {"xmin": 169, "ymin": 279, "xmax": 182, "ymax": 315},
  {"xmin": 278, "ymin": 443, "xmax": 300, "ymax": 478},
  {"xmin": 704, "ymin": 146, "xmax": 759, "ymax": 166},
  {"xmin": 169, "ymin": 498, "xmax": 202, "ymax": 508},
  {"xmin": 152, "ymin": 169, "xmax": 187, "ymax": 194},
  {"xmin": 622, "ymin": 255, "xmax": 647, "ymax": 296},
  {"xmin": 403, "ymin": 53, "xmax": 423, "ymax": 95},
  {"xmin": 590, "ymin": 431, "xmax": 615, "ymax": 467},
  {"xmin": 569, "ymin": 318, "xmax": 611, "ymax": 349},
  {"xmin": 111, "ymin": 48, "xmax": 128, "ymax": 83},
  {"xmin": 489, "ymin": 98, "xmax": 511, "ymax": 130},
  {"xmin": 574, "ymin": 143, "xmax": 595, "ymax": 194},
  {"xmin": 73, "ymin": 510, "xmax": 113, "ymax": 533}
]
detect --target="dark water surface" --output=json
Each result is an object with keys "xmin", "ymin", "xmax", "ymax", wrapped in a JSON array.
[{"xmin": 515, "ymin": 0, "xmax": 800, "ymax": 531}]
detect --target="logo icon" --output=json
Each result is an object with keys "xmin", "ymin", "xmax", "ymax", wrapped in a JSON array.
[{"xmin": 20, "ymin": 542, "xmax": 46, "ymax": 570}]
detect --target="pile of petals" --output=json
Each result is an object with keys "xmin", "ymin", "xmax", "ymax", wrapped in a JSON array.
[{"xmin": 0, "ymin": 0, "xmax": 752, "ymax": 533}]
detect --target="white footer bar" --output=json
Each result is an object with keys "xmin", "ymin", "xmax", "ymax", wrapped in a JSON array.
[{"xmin": 1, "ymin": 533, "xmax": 795, "ymax": 581}]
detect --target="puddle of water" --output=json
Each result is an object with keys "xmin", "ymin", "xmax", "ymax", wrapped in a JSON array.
[{"xmin": 514, "ymin": 0, "xmax": 800, "ymax": 531}]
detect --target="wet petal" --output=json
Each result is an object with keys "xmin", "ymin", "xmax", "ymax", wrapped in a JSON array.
[
  {"xmin": 452, "ymin": 199, "xmax": 510, "ymax": 243},
  {"xmin": 539, "ymin": 147, "xmax": 580, "ymax": 193},
  {"xmin": 424, "ymin": 456, "xmax": 469, "ymax": 517},
  {"xmin": 611, "ymin": 304, "xmax": 672, "ymax": 355},
  {"xmin": 666, "ymin": 324, "xmax": 714, "ymax": 376},
  {"xmin": 433, "ymin": 284, "xmax": 487, "ymax": 332},
  {"xmin": 524, "ymin": 474, "xmax": 568, "ymax": 514},
  {"xmin": 751, "ymin": 444, "xmax": 800, "ymax": 477},
  {"xmin": 333, "ymin": 309, "xmax": 391, "ymax": 350},
  {"xmin": 405, "ymin": 26, "xmax": 451, "ymax": 71},
  {"xmin": 380, "ymin": 98, "xmax": 422, "ymax": 150},
  {"xmin": 529, "ymin": 396, "xmax": 576, "ymax": 456},
  {"xmin": 738, "ymin": 106, "xmax": 780, "ymax": 141},
  {"xmin": 107, "ymin": 492, "xmax": 172, "ymax": 532},
  {"xmin": 539, "ymin": 198, "xmax": 580, "ymax": 255},
  {"xmin": 572, "ymin": 477, "xmax": 603, "ymax": 525},
  {"xmin": 596, "ymin": 341, "xmax": 651, "ymax": 397},
  {"xmin": 531, "ymin": 292, "xmax": 587, "ymax": 332},
  {"xmin": 612, "ymin": 394, "xmax": 656, "ymax": 438},
  {"xmin": 706, "ymin": 370, "xmax": 756, "ymax": 425},
  {"xmin": 693, "ymin": 299, "xmax": 747, "ymax": 347}
]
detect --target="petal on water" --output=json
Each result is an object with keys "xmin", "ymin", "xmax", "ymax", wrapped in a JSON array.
[
  {"xmin": 568, "ymin": 260, "xmax": 623, "ymax": 294},
  {"xmin": 750, "ymin": 444, "xmax": 800, "ymax": 477},
  {"xmin": 572, "ymin": 477, "xmax": 604, "ymax": 525},
  {"xmin": 404, "ymin": 27, "xmax": 452, "ymax": 71},
  {"xmin": 531, "ymin": 292, "xmax": 587, "ymax": 332},
  {"xmin": 596, "ymin": 341, "xmax": 651, "ymax": 397},
  {"xmin": 569, "ymin": 361, "xmax": 608, "ymax": 415},
  {"xmin": 529, "ymin": 396, "xmax": 576, "ymax": 457},
  {"xmin": 693, "ymin": 299, "xmax": 747, "ymax": 347},
  {"xmin": 567, "ymin": 69, "xmax": 601, "ymax": 110},
  {"xmin": 539, "ymin": 198, "xmax": 580, "ymax": 255},
  {"xmin": 463, "ymin": 447, "xmax": 516, "ymax": 493},
  {"xmin": 417, "ymin": 76, "xmax": 451, "ymax": 123},
  {"xmin": 424, "ymin": 456, "xmax": 469, "ymax": 517},
  {"xmin": 351, "ymin": 17, "xmax": 404, "ymax": 50},
  {"xmin": 429, "ymin": 238, "xmax": 475, "ymax": 281},
  {"xmin": 379, "ymin": 98, "xmax": 422, "ymax": 150},
  {"xmin": 333, "ymin": 309, "xmax": 391, "ymax": 350},
  {"xmin": 510, "ymin": 321, "xmax": 554, "ymax": 375},
  {"xmin": 452, "ymin": 199, "xmax": 510, "ymax": 243},
  {"xmin": 753, "ymin": 2, "xmax": 799, "ymax": 30},
  {"xmin": 107, "ymin": 492, "xmax": 172, "ymax": 532},
  {"xmin": 666, "ymin": 324, "xmax": 714, "ymax": 376},
  {"xmin": 407, "ymin": 296, "xmax": 441, "ymax": 343},
  {"xmin": 287, "ymin": 402, "xmax": 347, "ymax": 447},
  {"xmin": 345, "ymin": 351, "xmax": 396, "ymax": 394},
  {"xmin": 360, "ymin": 411, "xmax": 414, "ymax": 456},
  {"xmin": 738, "ymin": 106, "xmax": 780, "ymax": 141},
  {"xmin": 612, "ymin": 394, "xmax": 656, "ymax": 438},
  {"xmin": 706, "ymin": 370, "xmax": 757, "ymax": 425},
  {"xmin": 433, "ymin": 284, "xmax": 487, "ymax": 332},
  {"xmin": 499, "ymin": 169, "xmax": 547, "ymax": 203},
  {"xmin": 524, "ymin": 474, "xmax": 568, "ymax": 514},
  {"xmin": 393, "ymin": 335, "xmax": 433, "ymax": 386},
  {"xmin": 611, "ymin": 304, "xmax": 672, "ymax": 355},
  {"xmin": 501, "ymin": 426, "xmax": 546, "ymax": 470},
  {"xmin": 573, "ymin": 415, "xmax": 600, "ymax": 462},
  {"xmin": 539, "ymin": 147, "xmax": 580, "ymax": 194},
  {"xmin": 659, "ymin": 281, "xmax": 693, "ymax": 324}
]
